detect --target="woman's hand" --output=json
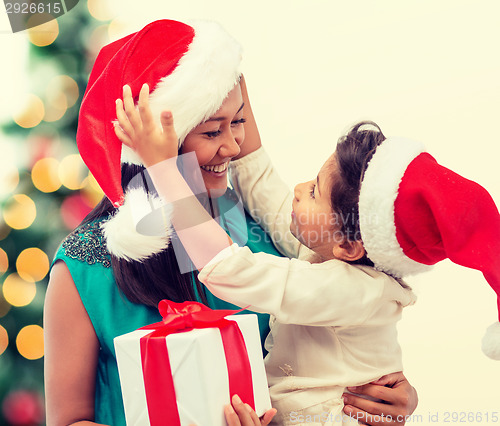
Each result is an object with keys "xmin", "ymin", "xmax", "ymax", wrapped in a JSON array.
[
  {"xmin": 342, "ymin": 372, "xmax": 418, "ymax": 425},
  {"xmin": 224, "ymin": 395, "xmax": 277, "ymax": 426},
  {"xmin": 114, "ymin": 83, "xmax": 178, "ymax": 167}
]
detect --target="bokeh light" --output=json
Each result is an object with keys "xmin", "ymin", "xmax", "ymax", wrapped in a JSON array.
[
  {"xmin": 16, "ymin": 248, "xmax": 50, "ymax": 282},
  {"xmin": 0, "ymin": 296, "xmax": 10, "ymax": 318},
  {"xmin": 58, "ymin": 154, "xmax": 87, "ymax": 190},
  {"xmin": 27, "ymin": 14, "xmax": 59, "ymax": 47},
  {"xmin": 43, "ymin": 75, "xmax": 80, "ymax": 122},
  {"xmin": 81, "ymin": 172, "xmax": 104, "ymax": 208},
  {"xmin": 87, "ymin": 0, "xmax": 117, "ymax": 21},
  {"xmin": 0, "ymin": 248, "xmax": 8, "ymax": 275},
  {"xmin": 0, "ymin": 325, "xmax": 7, "ymax": 356},
  {"xmin": 60, "ymin": 193, "xmax": 92, "ymax": 230},
  {"xmin": 2, "ymin": 274, "xmax": 36, "ymax": 307},
  {"xmin": 0, "ymin": 227, "xmax": 11, "ymax": 242},
  {"xmin": 108, "ymin": 18, "xmax": 130, "ymax": 41},
  {"xmin": 0, "ymin": 163, "xmax": 19, "ymax": 196},
  {"xmin": 3, "ymin": 195, "xmax": 36, "ymax": 230},
  {"xmin": 2, "ymin": 390, "xmax": 45, "ymax": 425},
  {"xmin": 31, "ymin": 157, "xmax": 61, "ymax": 193},
  {"xmin": 2, "ymin": 390, "xmax": 44, "ymax": 425},
  {"xmin": 13, "ymin": 94, "xmax": 45, "ymax": 128},
  {"xmin": 86, "ymin": 24, "xmax": 110, "ymax": 61},
  {"xmin": 43, "ymin": 89, "xmax": 67, "ymax": 122},
  {"xmin": 16, "ymin": 325, "xmax": 44, "ymax": 360},
  {"xmin": 48, "ymin": 75, "xmax": 79, "ymax": 108}
]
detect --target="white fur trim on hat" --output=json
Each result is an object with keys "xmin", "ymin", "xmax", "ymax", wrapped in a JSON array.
[
  {"xmin": 149, "ymin": 20, "xmax": 241, "ymax": 142},
  {"xmin": 101, "ymin": 188, "xmax": 172, "ymax": 261},
  {"xmin": 359, "ymin": 137, "xmax": 431, "ymax": 278},
  {"xmin": 482, "ymin": 322, "xmax": 500, "ymax": 360}
]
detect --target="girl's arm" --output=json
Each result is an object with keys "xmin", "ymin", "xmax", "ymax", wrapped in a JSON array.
[
  {"xmin": 232, "ymin": 76, "xmax": 261, "ymax": 159},
  {"xmin": 114, "ymin": 83, "xmax": 233, "ymax": 270},
  {"xmin": 229, "ymin": 76, "xmax": 312, "ymax": 259},
  {"xmin": 44, "ymin": 261, "xmax": 106, "ymax": 426},
  {"xmin": 198, "ymin": 246, "xmax": 412, "ymax": 326}
]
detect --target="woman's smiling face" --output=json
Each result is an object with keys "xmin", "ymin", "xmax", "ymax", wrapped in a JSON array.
[{"xmin": 180, "ymin": 84, "xmax": 245, "ymax": 197}]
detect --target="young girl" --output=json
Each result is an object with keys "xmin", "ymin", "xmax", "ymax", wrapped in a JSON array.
[
  {"xmin": 114, "ymin": 85, "xmax": 417, "ymax": 425},
  {"xmin": 116, "ymin": 77, "xmax": 500, "ymax": 424}
]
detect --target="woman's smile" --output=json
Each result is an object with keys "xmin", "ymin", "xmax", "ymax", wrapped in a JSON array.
[{"xmin": 200, "ymin": 161, "xmax": 230, "ymax": 177}]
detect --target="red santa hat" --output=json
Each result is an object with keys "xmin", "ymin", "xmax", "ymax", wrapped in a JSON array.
[
  {"xmin": 358, "ymin": 137, "xmax": 500, "ymax": 360},
  {"xmin": 76, "ymin": 19, "xmax": 242, "ymax": 261}
]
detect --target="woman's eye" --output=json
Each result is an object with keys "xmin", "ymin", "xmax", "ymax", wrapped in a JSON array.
[
  {"xmin": 309, "ymin": 184, "xmax": 316, "ymax": 199},
  {"xmin": 231, "ymin": 118, "xmax": 247, "ymax": 127},
  {"xmin": 204, "ymin": 130, "xmax": 222, "ymax": 138}
]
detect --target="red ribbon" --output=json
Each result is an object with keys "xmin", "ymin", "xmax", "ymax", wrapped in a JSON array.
[{"xmin": 139, "ymin": 300, "xmax": 255, "ymax": 425}]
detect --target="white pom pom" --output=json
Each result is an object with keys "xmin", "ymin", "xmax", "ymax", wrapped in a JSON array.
[
  {"xmin": 481, "ymin": 322, "xmax": 500, "ymax": 360},
  {"xmin": 102, "ymin": 188, "xmax": 172, "ymax": 261}
]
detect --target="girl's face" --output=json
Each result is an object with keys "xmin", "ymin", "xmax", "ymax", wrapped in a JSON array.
[
  {"xmin": 180, "ymin": 84, "xmax": 245, "ymax": 197},
  {"xmin": 290, "ymin": 154, "xmax": 343, "ymax": 261}
]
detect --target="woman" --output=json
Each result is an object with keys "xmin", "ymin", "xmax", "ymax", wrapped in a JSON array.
[{"xmin": 44, "ymin": 19, "xmax": 417, "ymax": 426}]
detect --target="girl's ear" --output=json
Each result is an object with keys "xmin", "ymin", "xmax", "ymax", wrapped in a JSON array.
[{"xmin": 332, "ymin": 239, "xmax": 366, "ymax": 262}]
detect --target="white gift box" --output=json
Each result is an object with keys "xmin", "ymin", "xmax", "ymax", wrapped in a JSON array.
[{"xmin": 114, "ymin": 313, "xmax": 271, "ymax": 426}]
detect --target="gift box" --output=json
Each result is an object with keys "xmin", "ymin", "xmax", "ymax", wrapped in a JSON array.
[{"xmin": 114, "ymin": 300, "xmax": 272, "ymax": 425}]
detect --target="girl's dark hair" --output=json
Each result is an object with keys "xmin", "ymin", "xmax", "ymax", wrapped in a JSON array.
[
  {"xmin": 330, "ymin": 121, "xmax": 386, "ymax": 267},
  {"xmin": 80, "ymin": 163, "xmax": 208, "ymax": 307}
]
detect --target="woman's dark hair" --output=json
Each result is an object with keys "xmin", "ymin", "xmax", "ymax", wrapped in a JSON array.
[
  {"xmin": 80, "ymin": 163, "xmax": 208, "ymax": 307},
  {"xmin": 330, "ymin": 121, "xmax": 386, "ymax": 267}
]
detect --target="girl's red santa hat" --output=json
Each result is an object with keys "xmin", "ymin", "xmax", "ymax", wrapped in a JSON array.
[
  {"xmin": 358, "ymin": 137, "xmax": 500, "ymax": 360},
  {"xmin": 76, "ymin": 19, "xmax": 242, "ymax": 261}
]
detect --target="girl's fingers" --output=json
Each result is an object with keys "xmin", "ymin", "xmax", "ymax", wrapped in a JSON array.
[
  {"xmin": 115, "ymin": 99, "xmax": 135, "ymax": 137},
  {"xmin": 160, "ymin": 111, "xmax": 179, "ymax": 146},
  {"xmin": 137, "ymin": 83, "xmax": 155, "ymax": 129},
  {"xmin": 113, "ymin": 122, "xmax": 132, "ymax": 147},
  {"xmin": 122, "ymin": 84, "xmax": 141, "ymax": 129}
]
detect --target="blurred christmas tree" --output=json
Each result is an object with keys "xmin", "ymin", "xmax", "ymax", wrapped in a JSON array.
[{"xmin": 0, "ymin": 2, "xmax": 117, "ymax": 424}]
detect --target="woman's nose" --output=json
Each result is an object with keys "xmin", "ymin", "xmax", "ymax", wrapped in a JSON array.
[{"xmin": 219, "ymin": 131, "xmax": 241, "ymax": 158}]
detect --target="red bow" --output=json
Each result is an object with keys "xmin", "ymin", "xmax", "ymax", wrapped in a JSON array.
[{"xmin": 139, "ymin": 300, "xmax": 255, "ymax": 425}]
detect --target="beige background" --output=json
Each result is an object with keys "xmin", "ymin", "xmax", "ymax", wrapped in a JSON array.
[{"xmin": 1, "ymin": 0, "xmax": 499, "ymax": 422}]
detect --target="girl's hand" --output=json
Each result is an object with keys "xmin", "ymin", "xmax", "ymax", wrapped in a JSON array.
[
  {"xmin": 114, "ymin": 83, "xmax": 179, "ymax": 167},
  {"xmin": 224, "ymin": 395, "xmax": 277, "ymax": 426},
  {"xmin": 233, "ymin": 75, "xmax": 262, "ymax": 160},
  {"xmin": 342, "ymin": 372, "xmax": 418, "ymax": 426}
]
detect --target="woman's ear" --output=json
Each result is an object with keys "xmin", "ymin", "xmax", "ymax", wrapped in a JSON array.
[{"xmin": 332, "ymin": 239, "xmax": 366, "ymax": 262}]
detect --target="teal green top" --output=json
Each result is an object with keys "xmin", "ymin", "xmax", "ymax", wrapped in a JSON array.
[{"xmin": 52, "ymin": 192, "xmax": 281, "ymax": 426}]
